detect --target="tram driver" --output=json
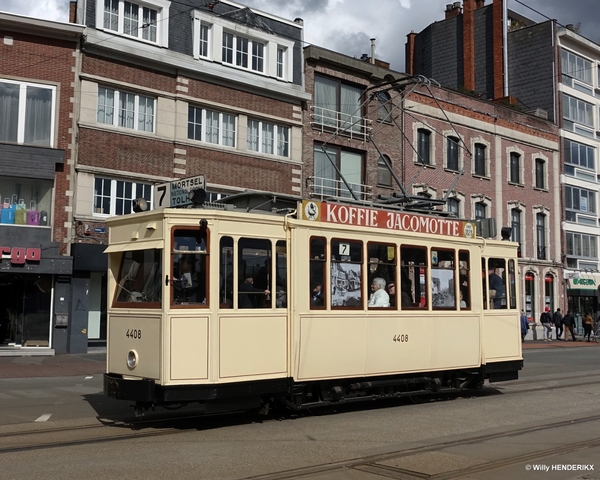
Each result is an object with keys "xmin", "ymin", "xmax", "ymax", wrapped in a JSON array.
[{"xmin": 238, "ymin": 276, "xmax": 270, "ymax": 308}]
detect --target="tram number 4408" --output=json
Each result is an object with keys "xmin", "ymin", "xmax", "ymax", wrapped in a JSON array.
[
  {"xmin": 393, "ymin": 334, "xmax": 409, "ymax": 343},
  {"xmin": 126, "ymin": 329, "xmax": 142, "ymax": 339}
]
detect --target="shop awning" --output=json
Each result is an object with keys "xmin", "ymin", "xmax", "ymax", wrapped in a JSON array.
[{"xmin": 104, "ymin": 239, "xmax": 164, "ymax": 253}]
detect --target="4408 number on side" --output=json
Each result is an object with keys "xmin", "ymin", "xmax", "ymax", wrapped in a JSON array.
[
  {"xmin": 126, "ymin": 329, "xmax": 142, "ymax": 339},
  {"xmin": 393, "ymin": 334, "xmax": 409, "ymax": 342}
]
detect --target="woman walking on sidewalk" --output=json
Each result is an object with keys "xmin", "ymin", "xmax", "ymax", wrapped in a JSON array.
[{"xmin": 583, "ymin": 312, "xmax": 593, "ymax": 342}]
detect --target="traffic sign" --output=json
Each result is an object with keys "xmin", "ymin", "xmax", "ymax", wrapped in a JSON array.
[{"xmin": 154, "ymin": 175, "xmax": 206, "ymax": 209}]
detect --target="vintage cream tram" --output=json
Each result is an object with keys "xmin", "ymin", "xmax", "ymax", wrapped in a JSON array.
[{"xmin": 103, "ymin": 192, "xmax": 522, "ymax": 414}]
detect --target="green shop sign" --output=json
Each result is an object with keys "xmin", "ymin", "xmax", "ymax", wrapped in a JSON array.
[{"xmin": 572, "ymin": 278, "xmax": 596, "ymax": 286}]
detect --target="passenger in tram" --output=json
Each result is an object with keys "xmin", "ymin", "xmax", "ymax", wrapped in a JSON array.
[
  {"xmin": 488, "ymin": 267, "xmax": 505, "ymax": 309},
  {"xmin": 368, "ymin": 277, "xmax": 390, "ymax": 307},
  {"xmin": 311, "ymin": 283, "xmax": 324, "ymax": 307},
  {"xmin": 400, "ymin": 268, "xmax": 414, "ymax": 307},
  {"xmin": 174, "ymin": 255, "xmax": 198, "ymax": 303},
  {"xmin": 238, "ymin": 276, "xmax": 270, "ymax": 308},
  {"xmin": 460, "ymin": 291, "xmax": 467, "ymax": 308},
  {"xmin": 387, "ymin": 282, "xmax": 396, "ymax": 307}
]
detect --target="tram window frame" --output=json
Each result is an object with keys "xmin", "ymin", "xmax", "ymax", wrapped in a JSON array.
[
  {"xmin": 367, "ymin": 242, "xmax": 396, "ymax": 309},
  {"xmin": 171, "ymin": 227, "xmax": 209, "ymax": 308},
  {"xmin": 310, "ymin": 237, "xmax": 326, "ymax": 309},
  {"xmin": 485, "ymin": 258, "xmax": 507, "ymax": 310},
  {"xmin": 458, "ymin": 251, "xmax": 470, "ymax": 310},
  {"xmin": 274, "ymin": 240, "xmax": 287, "ymax": 309},
  {"xmin": 400, "ymin": 245, "xmax": 428, "ymax": 309},
  {"xmin": 238, "ymin": 237, "xmax": 274, "ymax": 309},
  {"xmin": 219, "ymin": 236, "xmax": 234, "ymax": 308},
  {"xmin": 113, "ymin": 249, "xmax": 162, "ymax": 308},
  {"xmin": 508, "ymin": 259, "xmax": 517, "ymax": 309},
  {"xmin": 330, "ymin": 238, "xmax": 363, "ymax": 309},
  {"xmin": 431, "ymin": 248, "xmax": 456, "ymax": 310}
]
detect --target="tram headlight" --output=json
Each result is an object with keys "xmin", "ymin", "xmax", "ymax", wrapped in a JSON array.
[{"xmin": 127, "ymin": 350, "xmax": 139, "ymax": 369}]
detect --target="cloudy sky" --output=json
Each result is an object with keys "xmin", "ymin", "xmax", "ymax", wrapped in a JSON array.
[{"xmin": 1, "ymin": 0, "xmax": 599, "ymax": 71}]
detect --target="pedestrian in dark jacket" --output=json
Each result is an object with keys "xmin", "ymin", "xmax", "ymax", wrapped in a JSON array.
[
  {"xmin": 540, "ymin": 307, "xmax": 552, "ymax": 341},
  {"xmin": 562, "ymin": 310, "xmax": 577, "ymax": 341},
  {"xmin": 553, "ymin": 308, "xmax": 563, "ymax": 340},
  {"xmin": 520, "ymin": 310, "xmax": 529, "ymax": 342}
]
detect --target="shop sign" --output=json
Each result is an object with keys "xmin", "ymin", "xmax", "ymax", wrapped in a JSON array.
[
  {"xmin": 0, "ymin": 246, "xmax": 41, "ymax": 265},
  {"xmin": 572, "ymin": 278, "xmax": 595, "ymax": 286}
]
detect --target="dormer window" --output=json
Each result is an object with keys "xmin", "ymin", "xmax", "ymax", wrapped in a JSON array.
[{"xmin": 97, "ymin": 0, "xmax": 169, "ymax": 46}]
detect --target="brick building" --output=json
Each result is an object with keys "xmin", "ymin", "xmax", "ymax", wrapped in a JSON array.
[
  {"xmin": 304, "ymin": 44, "xmax": 560, "ymax": 321},
  {"xmin": 65, "ymin": 0, "xmax": 309, "ymax": 352},
  {"xmin": 406, "ymin": 0, "xmax": 600, "ymax": 328},
  {"xmin": 0, "ymin": 13, "xmax": 83, "ymax": 353}
]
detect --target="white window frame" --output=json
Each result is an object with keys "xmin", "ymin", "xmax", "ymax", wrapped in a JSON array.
[
  {"xmin": 192, "ymin": 10, "xmax": 294, "ymax": 81},
  {"xmin": 444, "ymin": 191, "xmax": 465, "ymax": 218},
  {"xmin": 93, "ymin": 176, "xmax": 153, "ymax": 217},
  {"xmin": 471, "ymin": 195, "xmax": 491, "ymax": 220},
  {"xmin": 96, "ymin": 0, "xmax": 170, "ymax": 47},
  {"xmin": 472, "ymin": 137, "xmax": 490, "ymax": 178},
  {"xmin": 97, "ymin": 86, "xmax": 155, "ymax": 133},
  {"xmin": 533, "ymin": 153, "xmax": 548, "ymax": 190},
  {"xmin": 507, "ymin": 146, "xmax": 524, "ymax": 186},
  {"xmin": 247, "ymin": 119, "xmax": 289, "ymax": 157},
  {"xmin": 187, "ymin": 105, "xmax": 236, "ymax": 147},
  {"xmin": 0, "ymin": 78, "xmax": 57, "ymax": 148},
  {"xmin": 444, "ymin": 131, "xmax": 462, "ymax": 171}
]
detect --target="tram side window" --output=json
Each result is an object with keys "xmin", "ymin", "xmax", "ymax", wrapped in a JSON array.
[
  {"xmin": 310, "ymin": 237, "xmax": 326, "ymax": 308},
  {"xmin": 275, "ymin": 240, "xmax": 287, "ymax": 308},
  {"xmin": 367, "ymin": 242, "xmax": 396, "ymax": 309},
  {"xmin": 239, "ymin": 237, "xmax": 273, "ymax": 308},
  {"xmin": 331, "ymin": 239, "xmax": 363, "ymax": 308},
  {"xmin": 459, "ymin": 251, "xmax": 470, "ymax": 310},
  {"xmin": 114, "ymin": 249, "xmax": 162, "ymax": 306},
  {"xmin": 219, "ymin": 236, "xmax": 234, "ymax": 307},
  {"xmin": 431, "ymin": 249, "xmax": 455, "ymax": 309},
  {"xmin": 400, "ymin": 246, "xmax": 427, "ymax": 308},
  {"xmin": 486, "ymin": 258, "xmax": 507, "ymax": 309},
  {"xmin": 172, "ymin": 228, "xmax": 209, "ymax": 307},
  {"xmin": 508, "ymin": 259, "xmax": 517, "ymax": 309}
]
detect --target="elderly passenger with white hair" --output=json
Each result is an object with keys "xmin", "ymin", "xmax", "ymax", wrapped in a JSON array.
[{"xmin": 368, "ymin": 277, "xmax": 390, "ymax": 307}]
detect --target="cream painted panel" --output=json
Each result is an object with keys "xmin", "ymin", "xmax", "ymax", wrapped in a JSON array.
[
  {"xmin": 170, "ymin": 316, "xmax": 208, "ymax": 380},
  {"xmin": 365, "ymin": 317, "xmax": 431, "ymax": 374},
  {"xmin": 219, "ymin": 314, "xmax": 287, "ymax": 379},
  {"xmin": 107, "ymin": 315, "xmax": 161, "ymax": 379},
  {"xmin": 297, "ymin": 316, "xmax": 367, "ymax": 380},
  {"xmin": 174, "ymin": 99, "xmax": 190, "ymax": 142},
  {"xmin": 79, "ymin": 79, "xmax": 98, "ymax": 124},
  {"xmin": 74, "ymin": 172, "xmax": 94, "ymax": 216},
  {"xmin": 431, "ymin": 315, "xmax": 481, "ymax": 368},
  {"xmin": 156, "ymin": 97, "xmax": 176, "ymax": 138},
  {"xmin": 483, "ymin": 314, "xmax": 522, "ymax": 361}
]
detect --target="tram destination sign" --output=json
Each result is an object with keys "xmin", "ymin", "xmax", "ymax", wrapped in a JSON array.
[
  {"xmin": 154, "ymin": 175, "xmax": 206, "ymax": 209},
  {"xmin": 300, "ymin": 200, "xmax": 476, "ymax": 238}
]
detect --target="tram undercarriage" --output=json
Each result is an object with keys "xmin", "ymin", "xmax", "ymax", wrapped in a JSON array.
[{"xmin": 104, "ymin": 360, "xmax": 522, "ymax": 416}]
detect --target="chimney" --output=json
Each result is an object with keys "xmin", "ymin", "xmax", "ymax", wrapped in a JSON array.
[
  {"xmin": 462, "ymin": 0, "xmax": 476, "ymax": 91},
  {"xmin": 405, "ymin": 31, "xmax": 417, "ymax": 75},
  {"xmin": 370, "ymin": 38, "xmax": 376, "ymax": 65},
  {"xmin": 492, "ymin": 0, "xmax": 504, "ymax": 99},
  {"xmin": 445, "ymin": 3, "xmax": 461, "ymax": 19},
  {"xmin": 69, "ymin": 1, "xmax": 77, "ymax": 23}
]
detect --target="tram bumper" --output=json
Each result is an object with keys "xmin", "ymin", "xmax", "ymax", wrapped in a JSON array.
[{"xmin": 104, "ymin": 373, "xmax": 156, "ymax": 402}]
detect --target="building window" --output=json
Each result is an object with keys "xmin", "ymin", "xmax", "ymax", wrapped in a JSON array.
[
  {"xmin": 563, "ymin": 93, "xmax": 593, "ymax": 128},
  {"xmin": 447, "ymin": 198, "xmax": 459, "ymax": 216},
  {"xmin": 475, "ymin": 201, "xmax": 486, "ymax": 219},
  {"xmin": 565, "ymin": 185, "xmax": 596, "ymax": 222},
  {"xmin": 377, "ymin": 155, "xmax": 392, "ymax": 187},
  {"xmin": 566, "ymin": 232, "xmax": 598, "ymax": 261},
  {"xmin": 0, "ymin": 177, "xmax": 53, "ymax": 225},
  {"xmin": 511, "ymin": 208, "xmax": 521, "ymax": 246},
  {"xmin": 417, "ymin": 128, "xmax": 431, "ymax": 165},
  {"xmin": 564, "ymin": 138, "xmax": 595, "ymax": 170},
  {"xmin": 561, "ymin": 49, "xmax": 592, "ymax": 85},
  {"xmin": 222, "ymin": 32, "xmax": 265, "ymax": 73},
  {"xmin": 536, "ymin": 213, "xmax": 546, "ymax": 260},
  {"xmin": 187, "ymin": 105, "xmax": 236, "ymax": 147},
  {"xmin": 474, "ymin": 143, "xmax": 486, "ymax": 176},
  {"xmin": 97, "ymin": 86, "xmax": 155, "ymax": 132},
  {"xmin": 535, "ymin": 158, "xmax": 546, "ymax": 189},
  {"xmin": 377, "ymin": 92, "xmax": 393, "ymax": 122},
  {"xmin": 313, "ymin": 75, "xmax": 364, "ymax": 135},
  {"xmin": 276, "ymin": 48, "xmax": 284, "ymax": 78},
  {"xmin": 101, "ymin": 0, "xmax": 164, "ymax": 43},
  {"xmin": 446, "ymin": 136, "xmax": 459, "ymax": 171},
  {"xmin": 509, "ymin": 152, "xmax": 521, "ymax": 184},
  {"xmin": 247, "ymin": 119, "xmax": 289, "ymax": 157},
  {"xmin": 93, "ymin": 177, "xmax": 152, "ymax": 216},
  {"xmin": 314, "ymin": 144, "xmax": 363, "ymax": 199},
  {"xmin": 0, "ymin": 80, "xmax": 55, "ymax": 147},
  {"xmin": 198, "ymin": 22, "xmax": 210, "ymax": 57}
]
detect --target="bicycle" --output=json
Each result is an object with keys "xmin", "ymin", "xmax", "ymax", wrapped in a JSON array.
[{"xmin": 591, "ymin": 323, "xmax": 600, "ymax": 343}]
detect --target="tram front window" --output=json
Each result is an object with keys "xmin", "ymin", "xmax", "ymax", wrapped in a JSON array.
[
  {"xmin": 172, "ymin": 228, "xmax": 208, "ymax": 306},
  {"xmin": 114, "ymin": 249, "xmax": 162, "ymax": 306}
]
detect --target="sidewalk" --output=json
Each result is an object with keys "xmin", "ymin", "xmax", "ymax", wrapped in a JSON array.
[
  {"xmin": 522, "ymin": 338, "xmax": 599, "ymax": 349},
  {"xmin": 0, "ymin": 349, "xmax": 106, "ymax": 379}
]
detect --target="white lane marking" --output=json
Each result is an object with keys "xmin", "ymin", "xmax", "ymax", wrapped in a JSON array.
[
  {"xmin": 35, "ymin": 414, "xmax": 52, "ymax": 422},
  {"xmin": 85, "ymin": 376, "xmax": 93, "ymax": 380}
]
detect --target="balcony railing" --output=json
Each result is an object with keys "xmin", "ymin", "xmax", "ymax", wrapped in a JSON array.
[
  {"xmin": 310, "ymin": 106, "xmax": 372, "ymax": 141},
  {"xmin": 308, "ymin": 176, "xmax": 373, "ymax": 202}
]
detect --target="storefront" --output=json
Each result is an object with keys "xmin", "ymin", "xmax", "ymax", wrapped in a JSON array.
[{"xmin": 565, "ymin": 272, "xmax": 600, "ymax": 332}]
